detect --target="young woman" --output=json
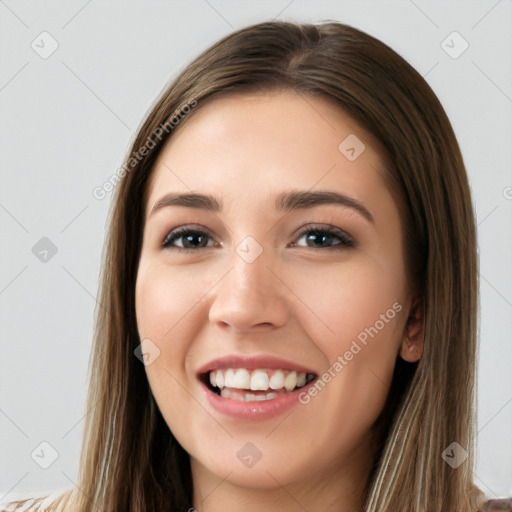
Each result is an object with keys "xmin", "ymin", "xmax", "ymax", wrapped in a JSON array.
[{"xmin": 3, "ymin": 20, "xmax": 510, "ymax": 512}]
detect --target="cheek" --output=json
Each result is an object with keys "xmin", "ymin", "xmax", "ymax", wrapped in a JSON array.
[
  {"xmin": 135, "ymin": 262, "xmax": 205, "ymax": 342},
  {"xmin": 135, "ymin": 264, "xmax": 200, "ymax": 396},
  {"xmin": 289, "ymin": 255, "xmax": 405, "ymax": 425},
  {"xmin": 289, "ymin": 255, "xmax": 405, "ymax": 351},
  {"xmin": 135, "ymin": 264, "xmax": 207, "ymax": 431}
]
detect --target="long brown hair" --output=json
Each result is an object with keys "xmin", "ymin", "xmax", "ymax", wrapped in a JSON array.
[{"xmin": 7, "ymin": 20, "xmax": 482, "ymax": 512}]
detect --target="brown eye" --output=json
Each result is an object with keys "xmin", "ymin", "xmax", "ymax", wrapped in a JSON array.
[
  {"xmin": 163, "ymin": 227, "xmax": 214, "ymax": 251},
  {"xmin": 162, "ymin": 224, "xmax": 354, "ymax": 252},
  {"xmin": 292, "ymin": 226, "xmax": 354, "ymax": 249}
]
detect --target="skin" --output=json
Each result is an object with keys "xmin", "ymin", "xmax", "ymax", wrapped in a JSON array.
[{"xmin": 135, "ymin": 90, "xmax": 424, "ymax": 512}]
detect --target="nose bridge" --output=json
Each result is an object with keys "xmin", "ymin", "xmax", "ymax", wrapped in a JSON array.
[
  {"xmin": 232, "ymin": 238, "xmax": 269, "ymax": 295},
  {"xmin": 208, "ymin": 235, "xmax": 288, "ymax": 330},
  {"xmin": 227, "ymin": 236, "xmax": 276, "ymax": 304}
]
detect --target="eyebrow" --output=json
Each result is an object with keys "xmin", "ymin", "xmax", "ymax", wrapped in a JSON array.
[{"xmin": 149, "ymin": 190, "xmax": 374, "ymax": 223}]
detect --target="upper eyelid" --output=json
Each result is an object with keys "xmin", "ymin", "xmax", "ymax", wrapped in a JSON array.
[{"xmin": 163, "ymin": 224, "xmax": 218, "ymax": 242}]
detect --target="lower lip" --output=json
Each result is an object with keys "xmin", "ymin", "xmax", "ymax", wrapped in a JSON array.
[{"xmin": 200, "ymin": 379, "xmax": 317, "ymax": 421}]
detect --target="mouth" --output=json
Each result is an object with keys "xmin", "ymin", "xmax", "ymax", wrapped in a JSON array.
[{"xmin": 199, "ymin": 368, "xmax": 317, "ymax": 402}]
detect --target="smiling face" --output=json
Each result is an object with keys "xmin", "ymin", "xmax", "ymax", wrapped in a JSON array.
[{"xmin": 135, "ymin": 90, "xmax": 420, "ymax": 508}]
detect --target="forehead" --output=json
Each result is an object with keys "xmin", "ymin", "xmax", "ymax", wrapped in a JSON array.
[{"xmin": 144, "ymin": 91, "xmax": 388, "ymax": 217}]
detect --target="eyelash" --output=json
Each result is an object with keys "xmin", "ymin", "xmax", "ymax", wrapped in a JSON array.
[{"xmin": 162, "ymin": 224, "xmax": 355, "ymax": 252}]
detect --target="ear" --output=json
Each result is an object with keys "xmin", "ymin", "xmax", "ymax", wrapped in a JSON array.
[{"xmin": 399, "ymin": 292, "xmax": 424, "ymax": 362}]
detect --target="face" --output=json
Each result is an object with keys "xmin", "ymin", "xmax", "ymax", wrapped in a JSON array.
[{"xmin": 135, "ymin": 91, "xmax": 418, "ymax": 503}]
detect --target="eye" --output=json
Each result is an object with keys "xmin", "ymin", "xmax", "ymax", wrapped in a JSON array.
[
  {"xmin": 291, "ymin": 225, "xmax": 354, "ymax": 250},
  {"xmin": 162, "ymin": 224, "xmax": 354, "ymax": 252},
  {"xmin": 162, "ymin": 226, "xmax": 216, "ymax": 252}
]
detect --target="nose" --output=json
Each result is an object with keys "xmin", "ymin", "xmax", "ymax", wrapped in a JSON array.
[{"xmin": 208, "ymin": 244, "xmax": 290, "ymax": 333}]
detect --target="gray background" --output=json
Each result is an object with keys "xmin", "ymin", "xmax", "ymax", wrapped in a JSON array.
[{"xmin": 1, "ymin": 0, "xmax": 511, "ymax": 503}]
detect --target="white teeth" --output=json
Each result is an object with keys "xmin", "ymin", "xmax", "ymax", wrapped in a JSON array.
[
  {"xmin": 233, "ymin": 368, "xmax": 251, "ymax": 389},
  {"xmin": 254, "ymin": 393, "xmax": 277, "ymax": 401},
  {"xmin": 269, "ymin": 369, "xmax": 284, "ymax": 389},
  {"xmin": 296, "ymin": 372, "xmax": 306, "ymax": 388},
  {"xmin": 250, "ymin": 369, "xmax": 269, "ymax": 390},
  {"xmin": 224, "ymin": 368, "xmax": 236, "ymax": 388},
  {"xmin": 284, "ymin": 371, "xmax": 297, "ymax": 391},
  {"xmin": 208, "ymin": 368, "xmax": 311, "ymax": 393},
  {"xmin": 215, "ymin": 370, "xmax": 224, "ymax": 388},
  {"xmin": 220, "ymin": 388, "xmax": 279, "ymax": 401}
]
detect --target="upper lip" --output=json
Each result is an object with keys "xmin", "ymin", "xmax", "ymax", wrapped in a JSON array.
[{"xmin": 196, "ymin": 354, "xmax": 318, "ymax": 377}]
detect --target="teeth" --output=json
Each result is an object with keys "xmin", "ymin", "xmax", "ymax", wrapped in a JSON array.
[
  {"xmin": 250, "ymin": 369, "xmax": 269, "ymax": 390},
  {"xmin": 221, "ymin": 388, "xmax": 279, "ymax": 401},
  {"xmin": 269, "ymin": 369, "xmax": 284, "ymax": 389},
  {"xmin": 215, "ymin": 370, "xmax": 224, "ymax": 388},
  {"xmin": 208, "ymin": 368, "xmax": 312, "ymax": 393},
  {"xmin": 224, "ymin": 369, "xmax": 236, "ymax": 388},
  {"xmin": 233, "ymin": 368, "xmax": 251, "ymax": 389},
  {"xmin": 284, "ymin": 371, "xmax": 297, "ymax": 391}
]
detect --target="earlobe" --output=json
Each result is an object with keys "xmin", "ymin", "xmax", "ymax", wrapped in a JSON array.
[
  {"xmin": 399, "ymin": 294, "xmax": 424, "ymax": 363},
  {"xmin": 400, "ymin": 341, "xmax": 422, "ymax": 362}
]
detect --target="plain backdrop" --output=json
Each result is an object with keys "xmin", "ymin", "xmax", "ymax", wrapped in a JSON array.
[{"xmin": 1, "ymin": 0, "xmax": 511, "ymax": 503}]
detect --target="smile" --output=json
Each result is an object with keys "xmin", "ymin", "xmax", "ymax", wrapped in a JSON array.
[
  {"xmin": 200, "ymin": 367, "xmax": 316, "ymax": 405},
  {"xmin": 196, "ymin": 355, "xmax": 319, "ymax": 419}
]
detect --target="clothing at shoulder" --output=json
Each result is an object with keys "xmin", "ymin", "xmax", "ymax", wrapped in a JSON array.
[
  {"xmin": 481, "ymin": 498, "xmax": 512, "ymax": 511},
  {"xmin": 2, "ymin": 494, "xmax": 511, "ymax": 511},
  {"xmin": 0, "ymin": 489, "xmax": 69, "ymax": 512},
  {"xmin": 0, "ymin": 496, "xmax": 48, "ymax": 512}
]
